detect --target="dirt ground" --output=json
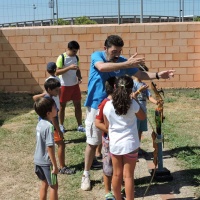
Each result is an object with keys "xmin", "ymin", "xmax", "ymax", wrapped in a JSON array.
[{"xmin": 79, "ymin": 129, "xmax": 199, "ymax": 200}]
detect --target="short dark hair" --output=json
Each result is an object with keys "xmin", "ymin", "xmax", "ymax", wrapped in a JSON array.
[
  {"xmin": 104, "ymin": 35, "xmax": 124, "ymax": 48},
  {"xmin": 105, "ymin": 76, "xmax": 117, "ymax": 95},
  {"xmin": 46, "ymin": 62, "xmax": 57, "ymax": 74},
  {"xmin": 68, "ymin": 40, "xmax": 80, "ymax": 50},
  {"xmin": 34, "ymin": 97, "xmax": 55, "ymax": 119},
  {"xmin": 44, "ymin": 78, "xmax": 61, "ymax": 92}
]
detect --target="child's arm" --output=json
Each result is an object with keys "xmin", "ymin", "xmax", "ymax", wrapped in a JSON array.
[
  {"xmin": 56, "ymin": 64, "xmax": 78, "ymax": 75},
  {"xmin": 132, "ymin": 85, "xmax": 149, "ymax": 99},
  {"xmin": 76, "ymin": 69, "xmax": 82, "ymax": 83},
  {"xmin": 135, "ymin": 107, "xmax": 146, "ymax": 121},
  {"xmin": 32, "ymin": 92, "xmax": 46, "ymax": 101},
  {"xmin": 148, "ymin": 95, "xmax": 158, "ymax": 105},
  {"xmin": 103, "ymin": 115, "xmax": 109, "ymax": 130},
  {"xmin": 95, "ymin": 118, "xmax": 108, "ymax": 133},
  {"xmin": 47, "ymin": 146, "xmax": 58, "ymax": 174},
  {"xmin": 51, "ymin": 117, "xmax": 64, "ymax": 139}
]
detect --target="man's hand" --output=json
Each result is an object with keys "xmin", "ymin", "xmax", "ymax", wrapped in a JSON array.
[
  {"xmin": 158, "ymin": 70, "xmax": 175, "ymax": 79},
  {"xmin": 128, "ymin": 53, "xmax": 145, "ymax": 67}
]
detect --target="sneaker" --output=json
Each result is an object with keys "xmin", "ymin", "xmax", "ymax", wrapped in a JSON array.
[
  {"xmin": 95, "ymin": 154, "xmax": 103, "ymax": 160},
  {"xmin": 81, "ymin": 175, "xmax": 91, "ymax": 191},
  {"xmin": 105, "ymin": 192, "xmax": 115, "ymax": 200},
  {"xmin": 59, "ymin": 166, "xmax": 75, "ymax": 175},
  {"xmin": 91, "ymin": 158, "xmax": 102, "ymax": 169},
  {"xmin": 60, "ymin": 125, "xmax": 67, "ymax": 133},
  {"xmin": 77, "ymin": 125, "xmax": 85, "ymax": 132}
]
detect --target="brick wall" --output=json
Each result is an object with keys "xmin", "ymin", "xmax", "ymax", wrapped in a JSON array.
[{"xmin": 0, "ymin": 23, "xmax": 200, "ymax": 93}]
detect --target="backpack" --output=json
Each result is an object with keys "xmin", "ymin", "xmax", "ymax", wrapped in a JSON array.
[{"xmin": 61, "ymin": 54, "xmax": 79, "ymax": 66}]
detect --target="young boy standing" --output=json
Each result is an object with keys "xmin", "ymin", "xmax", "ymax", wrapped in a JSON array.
[
  {"xmin": 33, "ymin": 78, "xmax": 75, "ymax": 175},
  {"xmin": 34, "ymin": 97, "xmax": 58, "ymax": 200},
  {"xmin": 56, "ymin": 40, "xmax": 85, "ymax": 133}
]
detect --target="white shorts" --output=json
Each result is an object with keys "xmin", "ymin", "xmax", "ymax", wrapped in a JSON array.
[{"xmin": 85, "ymin": 107, "xmax": 102, "ymax": 146}]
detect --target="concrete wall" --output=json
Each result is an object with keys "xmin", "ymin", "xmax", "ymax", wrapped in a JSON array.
[{"xmin": 0, "ymin": 23, "xmax": 200, "ymax": 93}]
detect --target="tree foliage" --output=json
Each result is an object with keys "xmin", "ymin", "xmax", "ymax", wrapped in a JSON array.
[
  {"xmin": 57, "ymin": 18, "xmax": 70, "ymax": 25},
  {"xmin": 74, "ymin": 16, "xmax": 97, "ymax": 25},
  {"xmin": 194, "ymin": 16, "xmax": 200, "ymax": 21}
]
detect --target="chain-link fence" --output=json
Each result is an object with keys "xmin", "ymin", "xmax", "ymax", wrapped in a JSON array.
[{"xmin": 0, "ymin": 0, "xmax": 199, "ymax": 27}]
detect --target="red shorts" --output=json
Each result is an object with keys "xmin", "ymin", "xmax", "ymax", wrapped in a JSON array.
[
  {"xmin": 60, "ymin": 84, "xmax": 81, "ymax": 103},
  {"xmin": 54, "ymin": 130, "xmax": 63, "ymax": 142}
]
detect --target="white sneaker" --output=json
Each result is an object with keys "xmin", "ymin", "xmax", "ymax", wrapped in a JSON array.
[
  {"xmin": 81, "ymin": 175, "xmax": 91, "ymax": 191},
  {"xmin": 59, "ymin": 125, "xmax": 67, "ymax": 133}
]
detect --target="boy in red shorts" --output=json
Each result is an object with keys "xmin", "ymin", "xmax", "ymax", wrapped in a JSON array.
[{"xmin": 56, "ymin": 41, "xmax": 85, "ymax": 133}]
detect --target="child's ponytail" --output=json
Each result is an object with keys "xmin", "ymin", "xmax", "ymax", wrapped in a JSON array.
[{"xmin": 112, "ymin": 75, "xmax": 133, "ymax": 115}]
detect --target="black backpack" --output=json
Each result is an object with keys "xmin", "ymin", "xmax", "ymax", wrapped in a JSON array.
[{"xmin": 61, "ymin": 54, "xmax": 79, "ymax": 66}]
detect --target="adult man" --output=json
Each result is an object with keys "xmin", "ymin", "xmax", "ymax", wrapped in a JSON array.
[
  {"xmin": 56, "ymin": 41, "xmax": 85, "ymax": 133},
  {"xmin": 81, "ymin": 35, "xmax": 174, "ymax": 191}
]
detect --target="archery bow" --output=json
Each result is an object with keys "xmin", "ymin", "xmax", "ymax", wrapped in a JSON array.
[{"xmin": 138, "ymin": 65, "xmax": 165, "ymax": 199}]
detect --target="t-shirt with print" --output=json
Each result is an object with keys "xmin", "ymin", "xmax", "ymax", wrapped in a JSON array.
[
  {"xmin": 56, "ymin": 52, "xmax": 79, "ymax": 86},
  {"xmin": 84, "ymin": 51, "xmax": 138, "ymax": 109},
  {"xmin": 103, "ymin": 99, "xmax": 140, "ymax": 155},
  {"xmin": 45, "ymin": 76, "xmax": 61, "ymax": 111},
  {"xmin": 34, "ymin": 119, "xmax": 55, "ymax": 166},
  {"xmin": 96, "ymin": 98, "xmax": 110, "ymax": 138},
  {"xmin": 132, "ymin": 80, "xmax": 151, "ymax": 113}
]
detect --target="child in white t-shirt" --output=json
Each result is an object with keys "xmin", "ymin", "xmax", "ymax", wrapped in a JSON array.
[{"xmin": 103, "ymin": 75, "xmax": 146, "ymax": 200}]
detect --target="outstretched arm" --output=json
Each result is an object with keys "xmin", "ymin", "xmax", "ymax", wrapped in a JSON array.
[
  {"xmin": 134, "ymin": 70, "xmax": 175, "ymax": 80},
  {"xmin": 95, "ymin": 53, "xmax": 145, "ymax": 72}
]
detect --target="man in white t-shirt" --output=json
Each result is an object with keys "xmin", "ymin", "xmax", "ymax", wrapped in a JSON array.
[{"xmin": 56, "ymin": 41, "xmax": 85, "ymax": 133}]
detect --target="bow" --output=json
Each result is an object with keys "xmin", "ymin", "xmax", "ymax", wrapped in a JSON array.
[
  {"xmin": 151, "ymin": 81, "xmax": 165, "ymax": 165},
  {"xmin": 138, "ymin": 65, "xmax": 165, "ymax": 199}
]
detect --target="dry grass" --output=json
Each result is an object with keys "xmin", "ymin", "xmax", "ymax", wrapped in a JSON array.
[{"xmin": 0, "ymin": 89, "xmax": 199, "ymax": 199}]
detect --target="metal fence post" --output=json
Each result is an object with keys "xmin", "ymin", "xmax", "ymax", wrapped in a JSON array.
[{"xmin": 140, "ymin": 0, "xmax": 143, "ymax": 23}]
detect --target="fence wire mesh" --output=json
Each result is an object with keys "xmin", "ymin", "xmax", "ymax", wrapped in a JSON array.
[{"xmin": 0, "ymin": 0, "xmax": 199, "ymax": 26}]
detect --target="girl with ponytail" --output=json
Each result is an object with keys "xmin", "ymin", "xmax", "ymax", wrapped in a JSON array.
[{"xmin": 103, "ymin": 75, "xmax": 146, "ymax": 200}]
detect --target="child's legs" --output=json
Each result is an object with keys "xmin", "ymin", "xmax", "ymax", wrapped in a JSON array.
[
  {"xmin": 102, "ymin": 135, "xmax": 113, "ymax": 194},
  {"xmin": 103, "ymin": 174, "xmax": 112, "ymax": 194},
  {"xmin": 123, "ymin": 151, "xmax": 138, "ymax": 200},
  {"xmin": 96, "ymin": 143, "xmax": 102, "ymax": 157},
  {"xmin": 73, "ymin": 100, "xmax": 82, "ymax": 126},
  {"xmin": 55, "ymin": 140, "xmax": 65, "ymax": 168},
  {"xmin": 49, "ymin": 183, "xmax": 58, "ymax": 200},
  {"xmin": 59, "ymin": 102, "xmax": 66, "ymax": 125},
  {"xmin": 40, "ymin": 180, "xmax": 48, "ymax": 200},
  {"xmin": 111, "ymin": 154, "xmax": 123, "ymax": 200}
]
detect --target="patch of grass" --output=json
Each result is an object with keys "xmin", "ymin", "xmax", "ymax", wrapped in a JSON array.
[
  {"xmin": 0, "ymin": 89, "xmax": 200, "ymax": 199},
  {"xmin": 148, "ymin": 88, "xmax": 200, "ymax": 193}
]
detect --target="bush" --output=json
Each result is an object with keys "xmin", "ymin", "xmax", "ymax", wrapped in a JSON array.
[{"xmin": 75, "ymin": 16, "xmax": 97, "ymax": 25}]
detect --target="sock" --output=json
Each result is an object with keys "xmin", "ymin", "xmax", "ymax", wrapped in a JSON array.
[{"xmin": 83, "ymin": 170, "xmax": 90, "ymax": 177}]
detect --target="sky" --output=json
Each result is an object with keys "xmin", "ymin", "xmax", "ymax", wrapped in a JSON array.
[{"xmin": 0, "ymin": 0, "xmax": 199, "ymax": 24}]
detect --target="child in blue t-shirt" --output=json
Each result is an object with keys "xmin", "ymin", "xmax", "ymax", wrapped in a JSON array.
[{"xmin": 132, "ymin": 66, "xmax": 158, "ymax": 154}]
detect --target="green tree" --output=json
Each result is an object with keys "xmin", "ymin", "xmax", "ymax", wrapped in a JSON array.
[
  {"xmin": 74, "ymin": 16, "xmax": 97, "ymax": 25},
  {"xmin": 194, "ymin": 16, "xmax": 200, "ymax": 21},
  {"xmin": 57, "ymin": 18, "xmax": 70, "ymax": 25}
]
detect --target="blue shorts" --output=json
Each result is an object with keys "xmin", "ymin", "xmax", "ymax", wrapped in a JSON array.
[
  {"xmin": 35, "ymin": 165, "xmax": 57, "ymax": 186},
  {"xmin": 137, "ymin": 118, "xmax": 148, "ymax": 132}
]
